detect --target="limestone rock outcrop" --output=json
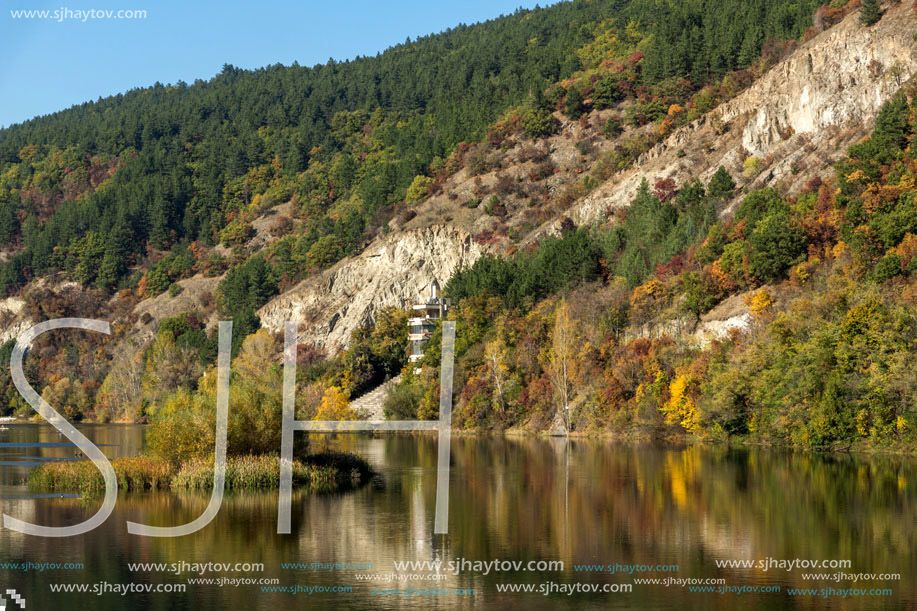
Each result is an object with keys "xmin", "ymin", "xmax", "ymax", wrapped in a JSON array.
[
  {"xmin": 565, "ymin": 2, "xmax": 917, "ymax": 227},
  {"xmin": 258, "ymin": 225, "xmax": 483, "ymax": 351}
]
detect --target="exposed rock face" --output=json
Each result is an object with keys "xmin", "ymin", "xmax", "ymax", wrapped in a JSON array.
[
  {"xmin": 564, "ymin": 2, "xmax": 917, "ymax": 227},
  {"xmin": 623, "ymin": 290, "xmax": 770, "ymax": 347},
  {"xmin": 258, "ymin": 225, "xmax": 484, "ymax": 351},
  {"xmin": 729, "ymin": 13, "xmax": 912, "ymax": 158},
  {"xmin": 259, "ymin": 5, "xmax": 917, "ymax": 355},
  {"xmin": 692, "ymin": 293, "xmax": 754, "ymax": 346},
  {"xmin": 0, "ymin": 297, "xmax": 32, "ymax": 345}
]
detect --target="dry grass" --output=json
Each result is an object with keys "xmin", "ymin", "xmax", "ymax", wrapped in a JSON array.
[
  {"xmin": 29, "ymin": 456, "xmax": 172, "ymax": 496},
  {"xmin": 29, "ymin": 452, "xmax": 371, "ymax": 496}
]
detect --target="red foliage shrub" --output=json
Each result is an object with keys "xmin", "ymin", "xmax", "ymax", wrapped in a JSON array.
[{"xmin": 653, "ymin": 177, "xmax": 677, "ymax": 202}]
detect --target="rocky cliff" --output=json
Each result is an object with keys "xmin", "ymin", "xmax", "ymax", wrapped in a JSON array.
[
  {"xmin": 255, "ymin": 4, "xmax": 917, "ymax": 354},
  {"xmin": 0, "ymin": 296, "xmax": 31, "ymax": 345},
  {"xmin": 566, "ymin": 2, "xmax": 917, "ymax": 226},
  {"xmin": 258, "ymin": 225, "xmax": 484, "ymax": 350}
]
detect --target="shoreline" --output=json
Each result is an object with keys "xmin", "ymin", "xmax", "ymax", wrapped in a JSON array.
[{"xmin": 6, "ymin": 418, "xmax": 914, "ymax": 458}]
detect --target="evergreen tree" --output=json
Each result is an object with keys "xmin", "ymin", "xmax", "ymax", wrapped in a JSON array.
[
  {"xmin": 748, "ymin": 214, "xmax": 807, "ymax": 281},
  {"xmin": 860, "ymin": 0, "xmax": 881, "ymax": 26},
  {"xmin": 564, "ymin": 87, "xmax": 586, "ymax": 119},
  {"xmin": 708, "ymin": 166, "xmax": 736, "ymax": 199},
  {"xmin": 593, "ymin": 76, "xmax": 625, "ymax": 109},
  {"xmin": 0, "ymin": 0, "xmax": 829, "ymax": 297}
]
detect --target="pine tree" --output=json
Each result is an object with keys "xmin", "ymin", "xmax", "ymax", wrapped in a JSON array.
[
  {"xmin": 0, "ymin": 0, "xmax": 839, "ymax": 299},
  {"xmin": 563, "ymin": 87, "xmax": 586, "ymax": 119},
  {"xmin": 708, "ymin": 166, "xmax": 736, "ymax": 199},
  {"xmin": 860, "ymin": 0, "xmax": 881, "ymax": 26}
]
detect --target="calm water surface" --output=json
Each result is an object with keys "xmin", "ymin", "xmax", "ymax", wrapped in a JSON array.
[{"xmin": 0, "ymin": 424, "xmax": 913, "ymax": 610}]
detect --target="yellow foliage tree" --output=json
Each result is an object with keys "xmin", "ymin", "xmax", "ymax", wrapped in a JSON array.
[
  {"xmin": 233, "ymin": 329, "xmax": 278, "ymax": 385},
  {"xmin": 548, "ymin": 298, "xmax": 577, "ymax": 429},
  {"xmin": 485, "ymin": 336, "xmax": 510, "ymax": 413},
  {"xmin": 97, "ymin": 351, "xmax": 144, "ymax": 422},
  {"xmin": 315, "ymin": 386, "xmax": 356, "ymax": 421},
  {"xmin": 146, "ymin": 388, "xmax": 214, "ymax": 467},
  {"xmin": 743, "ymin": 156, "xmax": 760, "ymax": 178},
  {"xmin": 892, "ymin": 233, "xmax": 917, "ymax": 270},
  {"xmin": 41, "ymin": 376, "xmax": 90, "ymax": 422},
  {"xmin": 19, "ymin": 144, "xmax": 39, "ymax": 161},
  {"xmin": 630, "ymin": 278, "xmax": 667, "ymax": 322},
  {"xmin": 661, "ymin": 375, "xmax": 701, "ymax": 434},
  {"xmin": 405, "ymin": 175, "xmax": 434, "ymax": 203},
  {"xmin": 744, "ymin": 288, "xmax": 774, "ymax": 318},
  {"xmin": 141, "ymin": 332, "xmax": 202, "ymax": 411}
]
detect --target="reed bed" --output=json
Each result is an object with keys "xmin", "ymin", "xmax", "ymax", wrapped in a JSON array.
[
  {"xmin": 28, "ymin": 456, "xmax": 173, "ymax": 496},
  {"xmin": 171, "ymin": 453, "xmax": 371, "ymax": 491},
  {"xmin": 29, "ymin": 452, "xmax": 372, "ymax": 496}
]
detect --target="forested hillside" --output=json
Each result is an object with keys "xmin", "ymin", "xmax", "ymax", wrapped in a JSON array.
[
  {"xmin": 4, "ymin": 0, "xmax": 902, "ymax": 455},
  {"xmin": 390, "ymin": 90, "xmax": 917, "ymax": 451},
  {"xmin": 0, "ymin": 0, "xmax": 821, "ymax": 300}
]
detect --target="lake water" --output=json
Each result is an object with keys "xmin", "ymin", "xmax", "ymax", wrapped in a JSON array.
[{"xmin": 0, "ymin": 424, "xmax": 913, "ymax": 610}]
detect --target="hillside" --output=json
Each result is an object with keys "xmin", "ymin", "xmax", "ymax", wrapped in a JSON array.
[
  {"xmin": 0, "ymin": 0, "xmax": 914, "ymax": 453},
  {"xmin": 259, "ymin": 1, "xmax": 917, "ymax": 350}
]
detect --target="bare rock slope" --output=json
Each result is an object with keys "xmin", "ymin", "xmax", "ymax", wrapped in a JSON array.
[
  {"xmin": 568, "ymin": 2, "xmax": 917, "ymax": 226},
  {"xmin": 258, "ymin": 226, "xmax": 483, "ymax": 350},
  {"xmin": 260, "ymin": 4, "xmax": 917, "ymax": 354}
]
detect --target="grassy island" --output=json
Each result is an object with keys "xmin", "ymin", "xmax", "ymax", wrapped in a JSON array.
[{"xmin": 28, "ymin": 452, "xmax": 372, "ymax": 497}]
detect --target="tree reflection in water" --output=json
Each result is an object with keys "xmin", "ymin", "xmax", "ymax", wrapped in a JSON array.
[{"xmin": 0, "ymin": 426, "xmax": 913, "ymax": 610}]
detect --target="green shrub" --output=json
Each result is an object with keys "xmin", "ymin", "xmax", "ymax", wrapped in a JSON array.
[
  {"xmin": 873, "ymin": 254, "xmax": 902, "ymax": 283},
  {"xmin": 603, "ymin": 115, "xmax": 623, "ymax": 139},
  {"xmin": 145, "ymin": 265, "xmax": 171, "ymax": 296},
  {"xmin": 519, "ymin": 106, "xmax": 558, "ymax": 138},
  {"xmin": 593, "ymin": 76, "xmax": 625, "ymax": 109},
  {"xmin": 384, "ymin": 381, "xmax": 423, "ymax": 419},
  {"xmin": 748, "ymin": 214, "xmax": 807, "ymax": 282},
  {"xmin": 682, "ymin": 270, "xmax": 721, "ymax": 315},
  {"xmin": 736, "ymin": 188, "xmax": 789, "ymax": 232}
]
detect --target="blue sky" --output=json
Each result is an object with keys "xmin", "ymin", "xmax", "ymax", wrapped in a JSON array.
[{"xmin": 0, "ymin": 0, "xmax": 559, "ymax": 128}]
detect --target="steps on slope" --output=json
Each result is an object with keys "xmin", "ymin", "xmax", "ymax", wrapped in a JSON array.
[{"xmin": 348, "ymin": 374, "xmax": 402, "ymax": 420}]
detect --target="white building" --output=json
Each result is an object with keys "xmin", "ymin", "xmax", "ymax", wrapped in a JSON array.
[{"xmin": 408, "ymin": 279, "xmax": 450, "ymax": 362}]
